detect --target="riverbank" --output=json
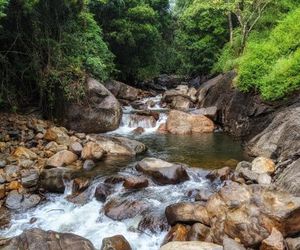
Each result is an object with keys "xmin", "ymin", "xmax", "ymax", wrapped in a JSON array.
[{"xmin": 0, "ymin": 75, "xmax": 300, "ymax": 250}]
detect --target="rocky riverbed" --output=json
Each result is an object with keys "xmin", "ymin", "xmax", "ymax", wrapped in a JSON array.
[{"xmin": 0, "ymin": 75, "xmax": 300, "ymax": 250}]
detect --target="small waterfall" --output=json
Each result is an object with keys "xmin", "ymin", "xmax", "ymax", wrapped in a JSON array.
[{"xmin": 111, "ymin": 95, "xmax": 168, "ymax": 135}]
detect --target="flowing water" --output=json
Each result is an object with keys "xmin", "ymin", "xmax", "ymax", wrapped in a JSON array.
[{"xmin": 0, "ymin": 95, "xmax": 247, "ymax": 250}]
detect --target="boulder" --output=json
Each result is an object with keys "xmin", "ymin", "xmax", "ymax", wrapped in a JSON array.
[
  {"xmin": 160, "ymin": 241, "xmax": 223, "ymax": 250},
  {"xmin": 260, "ymin": 228, "xmax": 284, "ymax": 250},
  {"xmin": 101, "ymin": 235, "xmax": 132, "ymax": 250},
  {"xmin": 286, "ymin": 237, "xmax": 300, "ymax": 250},
  {"xmin": 104, "ymin": 198, "xmax": 148, "ymax": 221},
  {"xmin": 70, "ymin": 142, "xmax": 83, "ymax": 155},
  {"xmin": 166, "ymin": 110, "xmax": 214, "ymax": 135},
  {"xmin": 248, "ymin": 107, "xmax": 300, "ymax": 161},
  {"xmin": 136, "ymin": 158, "xmax": 189, "ymax": 185},
  {"xmin": 63, "ymin": 78, "xmax": 122, "ymax": 133},
  {"xmin": 163, "ymin": 224, "xmax": 190, "ymax": 244},
  {"xmin": 40, "ymin": 168, "xmax": 74, "ymax": 193},
  {"xmin": 165, "ymin": 202, "xmax": 210, "ymax": 226},
  {"xmin": 138, "ymin": 212, "xmax": 169, "ymax": 233},
  {"xmin": 4, "ymin": 165, "xmax": 20, "ymax": 181},
  {"xmin": 81, "ymin": 142, "xmax": 104, "ymax": 161},
  {"xmin": 223, "ymin": 236, "xmax": 246, "ymax": 250},
  {"xmin": 251, "ymin": 157, "xmax": 275, "ymax": 175},
  {"xmin": 94, "ymin": 183, "xmax": 112, "ymax": 202},
  {"xmin": 274, "ymin": 158, "xmax": 300, "ymax": 196},
  {"xmin": 21, "ymin": 170, "xmax": 39, "ymax": 188},
  {"xmin": 123, "ymin": 176, "xmax": 148, "ymax": 189},
  {"xmin": 187, "ymin": 223, "xmax": 211, "ymax": 241},
  {"xmin": 204, "ymin": 182, "xmax": 300, "ymax": 246},
  {"xmin": 90, "ymin": 135, "xmax": 147, "ymax": 156},
  {"xmin": 126, "ymin": 114, "xmax": 157, "ymax": 128},
  {"xmin": 0, "ymin": 228, "xmax": 95, "ymax": 250},
  {"xmin": 104, "ymin": 80, "xmax": 149, "ymax": 102},
  {"xmin": 5, "ymin": 190, "xmax": 41, "ymax": 210},
  {"xmin": 191, "ymin": 107, "xmax": 218, "ymax": 121},
  {"xmin": 46, "ymin": 150, "xmax": 78, "ymax": 168}
]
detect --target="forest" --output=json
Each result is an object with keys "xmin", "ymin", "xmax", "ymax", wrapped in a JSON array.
[{"xmin": 0, "ymin": 0, "xmax": 299, "ymax": 112}]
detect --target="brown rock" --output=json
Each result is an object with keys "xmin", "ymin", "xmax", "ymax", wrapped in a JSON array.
[
  {"xmin": 7, "ymin": 181, "xmax": 21, "ymax": 190},
  {"xmin": 165, "ymin": 202, "xmax": 210, "ymax": 226},
  {"xmin": 1, "ymin": 228, "xmax": 95, "ymax": 250},
  {"xmin": 0, "ymin": 184, "xmax": 6, "ymax": 199},
  {"xmin": 163, "ymin": 224, "xmax": 190, "ymax": 244},
  {"xmin": 136, "ymin": 158, "xmax": 189, "ymax": 185},
  {"xmin": 0, "ymin": 207, "xmax": 11, "ymax": 229},
  {"xmin": 44, "ymin": 126, "xmax": 70, "ymax": 145},
  {"xmin": 101, "ymin": 235, "xmax": 132, "ymax": 250},
  {"xmin": 12, "ymin": 147, "xmax": 37, "ymax": 160},
  {"xmin": 207, "ymin": 167, "xmax": 233, "ymax": 181},
  {"xmin": 123, "ymin": 176, "xmax": 148, "ymax": 189},
  {"xmin": 104, "ymin": 198, "xmax": 148, "ymax": 221},
  {"xmin": 81, "ymin": 142, "xmax": 104, "ymax": 161},
  {"xmin": 46, "ymin": 150, "xmax": 78, "ymax": 168},
  {"xmin": 94, "ymin": 183, "xmax": 112, "ymax": 202},
  {"xmin": 166, "ymin": 110, "xmax": 214, "ymax": 135},
  {"xmin": 138, "ymin": 212, "xmax": 169, "ymax": 234},
  {"xmin": 260, "ymin": 228, "xmax": 284, "ymax": 250},
  {"xmin": 157, "ymin": 123, "xmax": 168, "ymax": 134},
  {"xmin": 286, "ymin": 237, "xmax": 300, "ymax": 250},
  {"xmin": 131, "ymin": 127, "xmax": 145, "ymax": 135}
]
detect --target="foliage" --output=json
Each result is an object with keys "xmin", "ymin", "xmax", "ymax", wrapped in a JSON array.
[
  {"xmin": 236, "ymin": 8, "xmax": 300, "ymax": 100},
  {"xmin": 0, "ymin": 0, "xmax": 114, "ymax": 112},
  {"xmin": 173, "ymin": 0, "xmax": 228, "ymax": 76},
  {"xmin": 90, "ymin": 0, "xmax": 172, "ymax": 82}
]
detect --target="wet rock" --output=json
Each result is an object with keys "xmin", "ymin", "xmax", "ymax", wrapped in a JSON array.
[
  {"xmin": 0, "ymin": 207, "xmax": 11, "ymax": 229},
  {"xmin": 132, "ymin": 127, "xmax": 145, "ymax": 135},
  {"xmin": 40, "ymin": 168, "xmax": 73, "ymax": 193},
  {"xmin": 260, "ymin": 228, "xmax": 284, "ymax": 250},
  {"xmin": 236, "ymin": 168, "xmax": 259, "ymax": 183},
  {"xmin": 104, "ymin": 176, "xmax": 126, "ymax": 185},
  {"xmin": 91, "ymin": 135, "xmax": 147, "ymax": 156},
  {"xmin": 274, "ymin": 158, "xmax": 300, "ymax": 196},
  {"xmin": 157, "ymin": 123, "xmax": 168, "ymax": 134},
  {"xmin": 66, "ymin": 188, "xmax": 92, "ymax": 205},
  {"xmin": 136, "ymin": 158, "xmax": 189, "ymax": 185},
  {"xmin": 44, "ymin": 126, "xmax": 70, "ymax": 145},
  {"xmin": 223, "ymin": 236, "xmax": 246, "ymax": 250},
  {"xmin": 81, "ymin": 142, "xmax": 104, "ymax": 161},
  {"xmin": 163, "ymin": 224, "xmax": 190, "ymax": 244},
  {"xmin": 166, "ymin": 110, "xmax": 214, "ymax": 135},
  {"xmin": 70, "ymin": 142, "xmax": 83, "ymax": 155},
  {"xmin": 63, "ymin": 78, "xmax": 122, "ymax": 133},
  {"xmin": 160, "ymin": 241, "xmax": 223, "ymax": 250},
  {"xmin": 101, "ymin": 235, "xmax": 132, "ymax": 250},
  {"xmin": 21, "ymin": 170, "xmax": 39, "ymax": 188},
  {"xmin": 104, "ymin": 198, "xmax": 148, "ymax": 221},
  {"xmin": 207, "ymin": 167, "xmax": 233, "ymax": 181},
  {"xmin": 187, "ymin": 223, "xmax": 211, "ymax": 241},
  {"xmin": 5, "ymin": 190, "xmax": 41, "ymax": 210},
  {"xmin": 138, "ymin": 212, "xmax": 169, "ymax": 233},
  {"xmin": 195, "ymin": 189, "xmax": 213, "ymax": 202},
  {"xmin": 127, "ymin": 114, "xmax": 157, "ymax": 128},
  {"xmin": 123, "ymin": 176, "xmax": 148, "ymax": 189},
  {"xmin": 12, "ymin": 147, "xmax": 37, "ymax": 160},
  {"xmin": 251, "ymin": 157, "xmax": 275, "ymax": 175},
  {"xmin": 1, "ymin": 228, "xmax": 95, "ymax": 250},
  {"xmin": 83, "ymin": 160, "xmax": 96, "ymax": 171},
  {"xmin": 165, "ymin": 202, "xmax": 210, "ymax": 226},
  {"xmin": 46, "ymin": 150, "xmax": 78, "ymax": 168},
  {"xmin": 286, "ymin": 237, "xmax": 300, "ymax": 250},
  {"xmin": 72, "ymin": 177, "xmax": 90, "ymax": 193},
  {"xmin": 94, "ymin": 183, "xmax": 112, "ymax": 202}
]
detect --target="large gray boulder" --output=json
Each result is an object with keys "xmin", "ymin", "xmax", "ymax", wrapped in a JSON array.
[
  {"xmin": 247, "ymin": 107, "xmax": 300, "ymax": 161},
  {"xmin": 64, "ymin": 78, "xmax": 122, "ymax": 133},
  {"xmin": 0, "ymin": 228, "xmax": 95, "ymax": 250}
]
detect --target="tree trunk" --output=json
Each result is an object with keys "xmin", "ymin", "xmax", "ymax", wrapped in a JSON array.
[{"xmin": 228, "ymin": 12, "xmax": 233, "ymax": 46}]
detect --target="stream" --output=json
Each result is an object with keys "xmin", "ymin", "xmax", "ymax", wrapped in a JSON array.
[{"xmin": 0, "ymin": 95, "xmax": 246, "ymax": 249}]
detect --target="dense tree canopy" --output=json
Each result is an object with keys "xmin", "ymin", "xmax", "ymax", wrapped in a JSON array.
[{"xmin": 0, "ymin": 0, "xmax": 299, "ymax": 113}]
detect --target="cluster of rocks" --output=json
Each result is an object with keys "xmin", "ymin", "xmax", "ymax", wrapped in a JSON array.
[{"xmin": 0, "ymin": 112, "xmax": 147, "ymax": 226}]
